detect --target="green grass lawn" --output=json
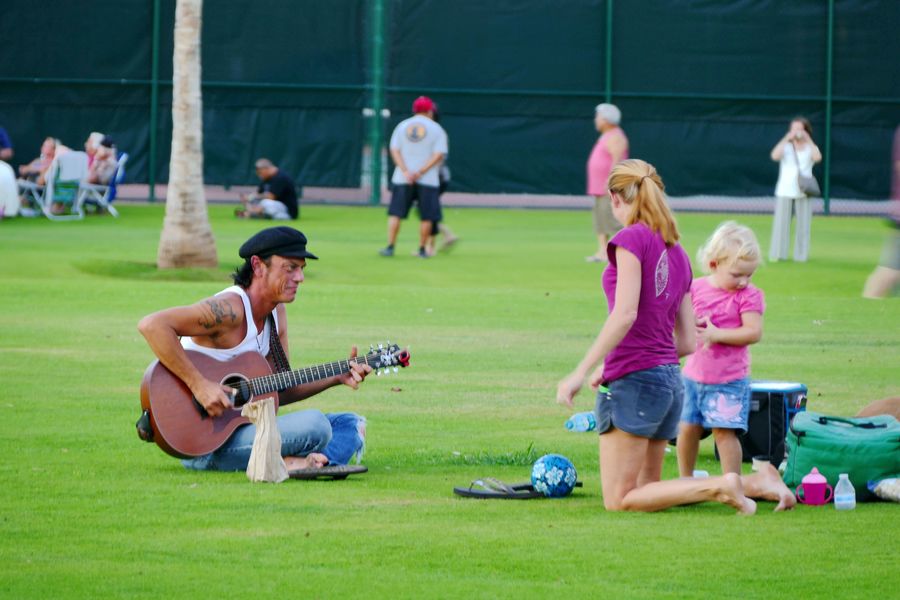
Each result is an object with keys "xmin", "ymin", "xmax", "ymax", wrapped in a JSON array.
[{"xmin": 0, "ymin": 204, "xmax": 897, "ymax": 599}]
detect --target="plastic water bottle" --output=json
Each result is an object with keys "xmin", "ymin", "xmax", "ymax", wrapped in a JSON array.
[
  {"xmin": 834, "ymin": 473, "xmax": 856, "ymax": 510},
  {"xmin": 565, "ymin": 411, "xmax": 596, "ymax": 432}
]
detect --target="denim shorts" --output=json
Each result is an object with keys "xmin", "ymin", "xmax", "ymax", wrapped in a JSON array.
[
  {"xmin": 681, "ymin": 376, "xmax": 751, "ymax": 433},
  {"xmin": 595, "ymin": 364, "xmax": 683, "ymax": 440}
]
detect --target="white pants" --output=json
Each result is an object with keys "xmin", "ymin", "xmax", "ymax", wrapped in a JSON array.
[
  {"xmin": 258, "ymin": 199, "xmax": 290, "ymax": 220},
  {"xmin": 770, "ymin": 196, "xmax": 812, "ymax": 262}
]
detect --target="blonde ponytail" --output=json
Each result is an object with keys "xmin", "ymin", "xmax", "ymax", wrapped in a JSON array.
[{"xmin": 607, "ymin": 159, "xmax": 680, "ymax": 245}]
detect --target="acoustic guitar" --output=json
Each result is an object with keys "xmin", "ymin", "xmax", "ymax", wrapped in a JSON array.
[{"xmin": 139, "ymin": 343, "xmax": 410, "ymax": 459}]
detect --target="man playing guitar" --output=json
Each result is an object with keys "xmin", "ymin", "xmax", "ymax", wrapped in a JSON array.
[{"xmin": 138, "ymin": 226, "xmax": 373, "ymax": 473}]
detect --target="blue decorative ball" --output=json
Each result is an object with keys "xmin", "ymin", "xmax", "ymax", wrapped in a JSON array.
[{"xmin": 531, "ymin": 454, "xmax": 578, "ymax": 498}]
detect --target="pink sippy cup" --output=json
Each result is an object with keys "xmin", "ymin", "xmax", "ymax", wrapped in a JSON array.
[{"xmin": 795, "ymin": 467, "xmax": 833, "ymax": 505}]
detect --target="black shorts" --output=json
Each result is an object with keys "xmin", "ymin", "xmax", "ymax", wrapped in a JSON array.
[{"xmin": 388, "ymin": 184, "xmax": 442, "ymax": 222}]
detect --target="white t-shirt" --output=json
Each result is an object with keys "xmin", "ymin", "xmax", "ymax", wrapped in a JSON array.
[
  {"xmin": 775, "ymin": 143, "xmax": 816, "ymax": 198},
  {"xmin": 389, "ymin": 114, "xmax": 448, "ymax": 188},
  {"xmin": 0, "ymin": 161, "xmax": 19, "ymax": 217}
]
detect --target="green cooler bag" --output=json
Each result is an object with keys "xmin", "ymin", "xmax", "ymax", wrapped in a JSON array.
[{"xmin": 784, "ymin": 411, "xmax": 900, "ymax": 501}]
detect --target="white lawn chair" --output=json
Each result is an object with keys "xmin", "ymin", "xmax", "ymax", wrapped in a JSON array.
[
  {"xmin": 42, "ymin": 151, "xmax": 89, "ymax": 221},
  {"xmin": 76, "ymin": 152, "xmax": 128, "ymax": 217},
  {"xmin": 16, "ymin": 178, "xmax": 44, "ymax": 216}
]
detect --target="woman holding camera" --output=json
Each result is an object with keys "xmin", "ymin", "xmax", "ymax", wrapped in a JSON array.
[{"xmin": 769, "ymin": 117, "xmax": 822, "ymax": 262}]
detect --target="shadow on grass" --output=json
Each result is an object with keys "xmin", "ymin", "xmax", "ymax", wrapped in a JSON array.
[{"xmin": 74, "ymin": 259, "xmax": 235, "ymax": 282}]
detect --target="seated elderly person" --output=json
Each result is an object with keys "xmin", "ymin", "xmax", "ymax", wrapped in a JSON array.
[
  {"xmin": 87, "ymin": 136, "xmax": 118, "ymax": 185},
  {"xmin": 235, "ymin": 158, "xmax": 298, "ymax": 220},
  {"xmin": 18, "ymin": 136, "xmax": 61, "ymax": 185},
  {"xmin": 84, "ymin": 132, "xmax": 104, "ymax": 167}
]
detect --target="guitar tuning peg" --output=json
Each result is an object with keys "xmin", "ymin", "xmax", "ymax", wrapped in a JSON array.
[
  {"xmin": 376, "ymin": 369, "xmax": 382, "ymax": 376},
  {"xmin": 393, "ymin": 367, "xmax": 399, "ymax": 373},
  {"xmin": 369, "ymin": 344, "xmax": 375, "ymax": 352},
  {"xmin": 382, "ymin": 368, "xmax": 389, "ymax": 376},
  {"xmin": 378, "ymin": 343, "xmax": 384, "ymax": 350}
]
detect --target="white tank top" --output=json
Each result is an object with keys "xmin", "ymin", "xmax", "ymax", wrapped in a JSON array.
[{"xmin": 181, "ymin": 285, "xmax": 279, "ymax": 361}]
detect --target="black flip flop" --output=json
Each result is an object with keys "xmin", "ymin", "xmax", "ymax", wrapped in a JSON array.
[
  {"xmin": 288, "ymin": 464, "xmax": 368, "ymax": 480},
  {"xmin": 453, "ymin": 478, "xmax": 583, "ymax": 499}
]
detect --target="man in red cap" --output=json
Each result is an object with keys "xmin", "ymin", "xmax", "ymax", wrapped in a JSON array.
[{"xmin": 379, "ymin": 95, "xmax": 448, "ymax": 258}]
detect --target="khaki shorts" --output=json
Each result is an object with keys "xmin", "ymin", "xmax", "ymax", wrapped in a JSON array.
[
  {"xmin": 880, "ymin": 230, "xmax": 900, "ymax": 270},
  {"xmin": 592, "ymin": 195, "xmax": 622, "ymax": 237}
]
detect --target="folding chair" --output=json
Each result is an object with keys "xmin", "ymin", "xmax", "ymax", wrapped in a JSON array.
[
  {"xmin": 42, "ymin": 151, "xmax": 89, "ymax": 221},
  {"xmin": 77, "ymin": 152, "xmax": 128, "ymax": 217},
  {"xmin": 16, "ymin": 178, "xmax": 44, "ymax": 216}
]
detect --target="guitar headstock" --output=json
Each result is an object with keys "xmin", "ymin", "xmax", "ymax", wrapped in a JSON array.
[{"xmin": 366, "ymin": 341, "xmax": 411, "ymax": 375}]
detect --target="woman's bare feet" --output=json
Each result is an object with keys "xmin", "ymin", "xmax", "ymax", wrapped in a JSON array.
[
  {"xmin": 742, "ymin": 464, "xmax": 797, "ymax": 511},
  {"xmin": 284, "ymin": 452, "xmax": 328, "ymax": 471},
  {"xmin": 716, "ymin": 473, "xmax": 757, "ymax": 515}
]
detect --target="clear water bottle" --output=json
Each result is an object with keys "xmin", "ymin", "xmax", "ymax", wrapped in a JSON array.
[
  {"xmin": 834, "ymin": 473, "xmax": 856, "ymax": 510},
  {"xmin": 565, "ymin": 411, "xmax": 596, "ymax": 432}
]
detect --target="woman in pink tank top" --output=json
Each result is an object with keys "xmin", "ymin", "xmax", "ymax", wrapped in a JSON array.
[{"xmin": 585, "ymin": 103, "xmax": 629, "ymax": 263}]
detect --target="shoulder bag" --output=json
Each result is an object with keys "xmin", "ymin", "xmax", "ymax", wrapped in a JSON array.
[{"xmin": 792, "ymin": 142, "xmax": 821, "ymax": 197}]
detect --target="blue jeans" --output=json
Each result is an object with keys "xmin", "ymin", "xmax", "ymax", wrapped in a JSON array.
[{"xmin": 181, "ymin": 410, "xmax": 366, "ymax": 472}]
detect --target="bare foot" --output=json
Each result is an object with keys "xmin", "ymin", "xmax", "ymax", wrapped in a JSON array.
[
  {"xmin": 716, "ymin": 473, "xmax": 757, "ymax": 515},
  {"xmin": 284, "ymin": 452, "xmax": 328, "ymax": 471},
  {"xmin": 743, "ymin": 464, "xmax": 797, "ymax": 511}
]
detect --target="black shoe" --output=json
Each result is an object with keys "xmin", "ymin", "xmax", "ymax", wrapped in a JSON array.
[
  {"xmin": 417, "ymin": 248, "xmax": 430, "ymax": 259},
  {"xmin": 379, "ymin": 246, "xmax": 394, "ymax": 257}
]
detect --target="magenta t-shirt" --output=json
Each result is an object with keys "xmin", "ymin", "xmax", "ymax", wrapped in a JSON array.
[
  {"xmin": 601, "ymin": 223, "xmax": 692, "ymax": 383},
  {"xmin": 682, "ymin": 277, "xmax": 765, "ymax": 384}
]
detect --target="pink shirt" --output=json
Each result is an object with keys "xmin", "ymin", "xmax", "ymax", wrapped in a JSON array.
[
  {"xmin": 587, "ymin": 127, "xmax": 628, "ymax": 196},
  {"xmin": 682, "ymin": 277, "xmax": 765, "ymax": 384},
  {"xmin": 601, "ymin": 223, "xmax": 692, "ymax": 383}
]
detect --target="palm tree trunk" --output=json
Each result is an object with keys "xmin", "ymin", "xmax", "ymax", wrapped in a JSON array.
[{"xmin": 157, "ymin": 0, "xmax": 218, "ymax": 268}]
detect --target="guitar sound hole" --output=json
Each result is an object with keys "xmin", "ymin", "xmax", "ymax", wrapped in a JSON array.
[{"xmin": 222, "ymin": 374, "xmax": 253, "ymax": 408}]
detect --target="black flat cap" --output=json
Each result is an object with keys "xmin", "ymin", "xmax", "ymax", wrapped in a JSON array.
[{"xmin": 239, "ymin": 226, "xmax": 318, "ymax": 260}]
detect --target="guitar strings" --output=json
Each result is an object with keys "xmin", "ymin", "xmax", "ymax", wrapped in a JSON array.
[{"xmin": 229, "ymin": 350, "xmax": 395, "ymax": 395}]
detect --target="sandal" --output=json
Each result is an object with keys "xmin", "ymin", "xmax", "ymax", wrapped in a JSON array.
[{"xmin": 288, "ymin": 464, "xmax": 368, "ymax": 480}]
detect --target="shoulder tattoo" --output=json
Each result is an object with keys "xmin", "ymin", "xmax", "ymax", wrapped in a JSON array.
[{"xmin": 199, "ymin": 298, "xmax": 238, "ymax": 329}]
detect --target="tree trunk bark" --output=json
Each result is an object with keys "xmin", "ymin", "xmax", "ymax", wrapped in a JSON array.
[{"xmin": 157, "ymin": 0, "xmax": 218, "ymax": 269}]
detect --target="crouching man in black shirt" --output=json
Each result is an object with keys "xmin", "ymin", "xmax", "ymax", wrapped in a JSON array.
[{"xmin": 237, "ymin": 158, "xmax": 298, "ymax": 220}]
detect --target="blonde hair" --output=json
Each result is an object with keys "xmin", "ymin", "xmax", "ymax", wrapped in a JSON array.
[
  {"xmin": 606, "ymin": 158, "xmax": 680, "ymax": 245},
  {"xmin": 698, "ymin": 221, "xmax": 761, "ymax": 273}
]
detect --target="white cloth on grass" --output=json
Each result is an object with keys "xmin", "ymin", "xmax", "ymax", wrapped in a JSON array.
[{"xmin": 241, "ymin": 397, "xmax": 288, "ymax": 483}]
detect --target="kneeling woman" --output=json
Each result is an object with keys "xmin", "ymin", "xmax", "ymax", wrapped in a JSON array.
[{"xmin": 557, "ymin": 159, "xmax": 765, "ymax": 514}]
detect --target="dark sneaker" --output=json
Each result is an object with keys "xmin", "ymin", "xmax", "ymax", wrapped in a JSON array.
[
  {"xmin": 379, "ymin": 246, "xmax": 394, "ymax": 257},
  {"xmin": 417, "ymin": 248, "xmax": 430, "ymax": 259}
]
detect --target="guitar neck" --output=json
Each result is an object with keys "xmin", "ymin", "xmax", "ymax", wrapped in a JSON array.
[{"xmin": 250, "ymin": 354, "xmax": 380, "ymax": 395}]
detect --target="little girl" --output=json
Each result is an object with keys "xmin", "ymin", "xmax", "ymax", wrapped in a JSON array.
[{"xmin": 677, "ymin": 221, "xmax": 764, "ymax": 476}]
